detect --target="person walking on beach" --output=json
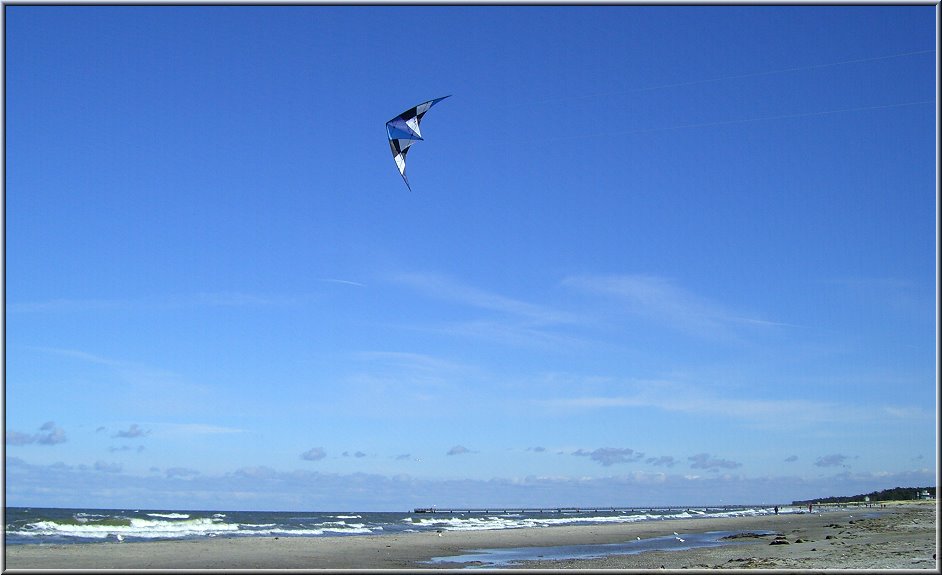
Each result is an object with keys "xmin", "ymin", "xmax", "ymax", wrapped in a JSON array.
[{"xmin": 774, "ymin": 506, "xmax": 779, "ymax": 515}]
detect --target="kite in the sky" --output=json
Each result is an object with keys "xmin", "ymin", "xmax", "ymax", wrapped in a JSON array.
[{"xmin": 386, "ymin": 96, "xmax": 450, "ymax": 190}]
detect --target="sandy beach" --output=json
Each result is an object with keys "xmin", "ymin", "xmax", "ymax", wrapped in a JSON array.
[{"xmin": 3, "ymin": 502, "xmax": 936, "ymax": 570}]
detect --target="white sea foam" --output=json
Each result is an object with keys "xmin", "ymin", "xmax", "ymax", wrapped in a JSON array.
[
  {"xmin": 405, "ymin": 508, "xmax": 779, "ymax": 532},
  {"xmin": 21, "ymin": 517, "xmax": 239, "ymax": 540},
  {"xmin": 9, "ymin": 507, "xmax": 783, "ymax": 543}
]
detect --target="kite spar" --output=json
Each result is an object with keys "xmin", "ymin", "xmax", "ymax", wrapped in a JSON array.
[{"xmin": 386, "ymin": 96, "xmax": 450, "ymax": 190}]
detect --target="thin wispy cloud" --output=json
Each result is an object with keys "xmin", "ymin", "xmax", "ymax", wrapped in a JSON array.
[
  {"xmin": 820, "ymin": 276, "xmax": 933, "ymax": 323},
  {"xmin": 387, "ymin": 272, "xmax": 590, "ymax": 349},
  {"xmin": 153, "ymin": 423, "xmax": 246, "ymax": 435},
  {"xmin": 8, "ymin": 298, "xmax": 136, "ymax": 313},
  {"xmin": 431, "ymin": 318, "xmax": 588, "ymax": 349},
  {"xmin": 535, "ymin": 377, "xmax": 902, "ymax": 430},
  {"xmin": 32, "ymin": 347, "xmax": 183, "ymax": 388},
  {"xmin": 393, "ymin": 272, "xmax": 579, "ymax": 325},
  {"xmin": 342, "ymin": 351, "xmax": 476, "ymax": 404},
  {"xmin": 883, "ymin": 406, "xmax": 932, "ymax": 419},
  {"xmin": 317, "ymin": 278, "xmax": 366, "ymax": 288},
  {"xmin": 353, "ymin": 351, "xmax": 471, "ymax": 376},
  {"xmin": 31, "ymin": 347, "xmax": 125, "ymax": 366},
  {"xmin": 447, "ymin": 445, "xmax": 473, "ymax": 456},
  {"xmin": 10, "ymin": 292, "xmax": 307, "ymax": 313},
  {"xmin": 562, "ymin": 274, "xmax": 793, "ymax": 339},
  {"xmin": 28, "ymin": 348, "xmax": 221, "ymax": 416}
]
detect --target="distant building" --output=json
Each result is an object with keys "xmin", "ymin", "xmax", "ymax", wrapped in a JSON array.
[{"xmin": 917, "ymin": 489, "xmax": 932, "ymax": 500}]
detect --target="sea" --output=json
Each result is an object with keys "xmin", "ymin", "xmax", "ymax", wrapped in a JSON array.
[{"xmin": 4, "ymin": 505, "xmax": 789, "ymax": 545}]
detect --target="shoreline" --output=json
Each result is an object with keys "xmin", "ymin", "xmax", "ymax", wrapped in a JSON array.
[{"xmin": 3, "ymin": 502, "xmax": 936, "ymax": 570}]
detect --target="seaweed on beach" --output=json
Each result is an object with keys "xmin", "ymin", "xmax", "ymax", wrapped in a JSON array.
[{"xmin": 720, "ymin": 532, "xmax": 773, "ymax": 540}]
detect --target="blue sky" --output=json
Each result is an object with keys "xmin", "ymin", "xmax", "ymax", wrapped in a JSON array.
[{"xmin": 4, "ymin": 5, "xmax": 937, "ymax": 511}]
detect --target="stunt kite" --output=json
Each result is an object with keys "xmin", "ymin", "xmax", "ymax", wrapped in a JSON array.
[{"xmin": 386, "ymin": 96, "xmax": 450, "ymax": 190}]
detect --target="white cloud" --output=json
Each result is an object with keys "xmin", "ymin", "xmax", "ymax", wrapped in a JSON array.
[
  {"xmin": 6, "ymin": 422, "xmax": 67, "ymax": 445},
  {"xmin": 573, "ymin": 447, "xmax": 644, "ymax": 466},
  {"xmin": 166, "ymin": 467, "xmax": 201, "ymax": 479},
  {"xmin": 94, "ymin": 460, "xmax": 122, "ymax": 473},
  {"xmin": 5, "ymin": 456, "xmax": 935, "ymax": 511},
  {"xmin": 113, "ymin": 424, "xmax": 150, "ymax": 438},
  {"xmin": 109, "ymin": 445, "xmax": 145, "ymax": 453},
  {"xmin": 5, "ymin": 431, "xmax": 37, "ymax": 446},
  {"xmin": 815, "ymin": 453, "xmax": 850, "ymax": 468},
  {"xmin": 688, "ymin": 453, "xmax": 742, "ymax": 471}
]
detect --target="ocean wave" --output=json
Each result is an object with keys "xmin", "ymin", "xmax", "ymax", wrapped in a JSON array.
[
  {"xmin": 404, "ymin": 508, "xmax": 778, "ymax": 532},
  {"xmin": 6, "ymin": 506, "xmax": 783, "ymax": 544},
  {"xmin": 237, "ymin": 525, "xmax": 378, "ymax": 537},
  {"xmin": 20, "ymin": 517, "xmax": 239, "ymax": 540}
]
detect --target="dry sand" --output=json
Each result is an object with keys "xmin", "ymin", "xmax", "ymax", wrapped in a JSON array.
[{"xmin": 3, "ymin": 502, "xmax": 936, "ymax": 570}]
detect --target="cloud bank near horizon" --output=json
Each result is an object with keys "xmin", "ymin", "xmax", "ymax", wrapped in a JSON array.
[{"xmin": 6, "ymin": 455, "xmax": 933, "ymax": 512}]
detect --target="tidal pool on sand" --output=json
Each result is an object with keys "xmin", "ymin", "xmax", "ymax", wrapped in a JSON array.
[{"xmin": 426, "ymin": 530, "xmax": 773, "ymax": 568}]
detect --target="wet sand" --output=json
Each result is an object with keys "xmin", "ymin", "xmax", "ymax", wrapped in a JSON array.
[{"xmin": 3, "ymin": 502, "xmax": 936, "ymax": 570}]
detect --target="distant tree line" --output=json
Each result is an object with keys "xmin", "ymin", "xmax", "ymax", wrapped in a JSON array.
[{"xmin": 792, "ymin": 486, "xmax": 935, "ymax": 505}]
